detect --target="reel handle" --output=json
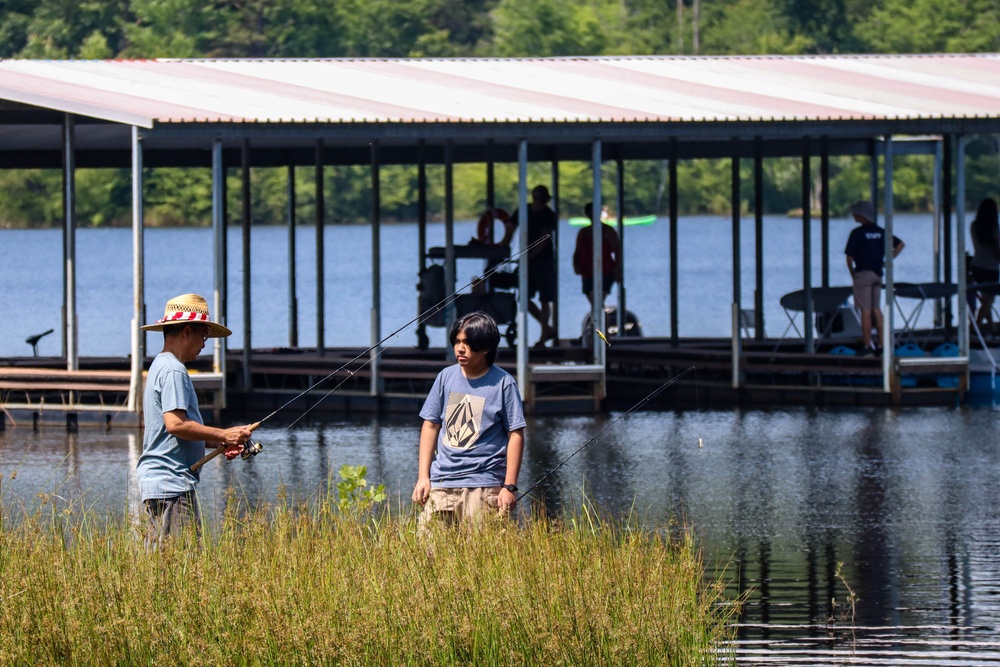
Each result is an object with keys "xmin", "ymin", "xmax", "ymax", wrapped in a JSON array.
[{"xmin": 190, "ymin": 421, "xmax": 261, "ymax": 472}]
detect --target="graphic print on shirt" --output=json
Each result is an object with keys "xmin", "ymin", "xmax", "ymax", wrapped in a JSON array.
[{"xmin": 443, "ymin": 391, "xmax": 485, "ymax": 450}]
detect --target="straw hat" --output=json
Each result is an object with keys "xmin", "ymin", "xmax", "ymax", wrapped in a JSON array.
[{"xmin": 141, "ymin": 293, "xmax": 232, "ymax": 338}]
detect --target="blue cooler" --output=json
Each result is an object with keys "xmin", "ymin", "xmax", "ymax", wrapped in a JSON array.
[
  {"xmin": 894, "ymin": 343, "xmax": 926, "ymax": 387},
  {"xmin": 931, "ymin": 343, "xmax": 960, "ymax": 388}
]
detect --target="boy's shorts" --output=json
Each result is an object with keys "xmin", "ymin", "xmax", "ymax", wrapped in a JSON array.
[
  {"xmin": 852, "ymin": 270, "xmax": 881, "ymax": 310},
  {"xmin": 418, "ymin": 486, "xmax": 502, "ymax": 529}
]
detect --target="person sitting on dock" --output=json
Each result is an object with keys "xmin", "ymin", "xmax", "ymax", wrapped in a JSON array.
[
  {"xmin": 845, "ymin": 201, "xmax": 904, "ymax": 356},
  {"xmin": 137, "ymin": 294, "xmax": 254, "ymax": 548},
  {"xmin": 411, "ymin": 311, "xmax": 526, "ymax": 528},
  {"xmin": 573, "ymin": 202, "xmax": 622, "ymax": 308}
]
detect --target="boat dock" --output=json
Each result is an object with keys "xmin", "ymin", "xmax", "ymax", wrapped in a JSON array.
[
  {"xmin": 3, "ymin": 56, "xmax": 998, "ymax": 429},
  {"xmin": 2, "ymin": 329, "xmax": 977, "ymax": 430}
]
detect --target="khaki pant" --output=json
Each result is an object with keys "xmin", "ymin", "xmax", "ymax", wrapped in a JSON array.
[
  {"xmin": 417, "ymin": 486, "xmax": 502, "ymax": 531},
  {"xmin": 143, "ymin": 491, "xmax": 199, "ymax": 551},
  {"xmin": 852, "ymin": 270, "xmax": 881, "ymax": 310}
]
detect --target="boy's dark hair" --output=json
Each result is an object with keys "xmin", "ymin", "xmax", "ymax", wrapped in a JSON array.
[{"xmin": 449, "ymin": 311, "xmax": 501, "ymax": 366}]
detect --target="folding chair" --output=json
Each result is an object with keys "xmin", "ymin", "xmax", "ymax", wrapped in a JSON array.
[
  {"xmin": 740, "ymin": 308, "xmax": 761, "ymax": 338},
  {"xmin": 776, "ymin": 286, "xmax": 855, "ymax": 351},
  {"xmin": 893, "ymin": 282, "xmax": 958, "ymax": 347}
]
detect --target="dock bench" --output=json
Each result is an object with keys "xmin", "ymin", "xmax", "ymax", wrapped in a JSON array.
[{"xmin": 526, "ymin": 363, "xmax": 605, "ymax": 413}]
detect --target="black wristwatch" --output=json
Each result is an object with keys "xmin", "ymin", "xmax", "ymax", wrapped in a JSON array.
[{"xmin": 502, "ymin": 483, "xmax": 518, "ymax": 493}]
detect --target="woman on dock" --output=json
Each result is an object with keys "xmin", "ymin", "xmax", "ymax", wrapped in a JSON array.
[{"xmin": 970, "ymin": 198, "xmax": 1000, "ymax": 334}]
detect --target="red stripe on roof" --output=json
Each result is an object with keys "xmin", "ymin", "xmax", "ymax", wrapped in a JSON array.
[
  {"xmin": 760, "ymin": 58, "xmax": 1000, "ymax": 114},
  {"xmin": 540, "ymin": 59, "xmax": 871, "ymax": 120},
  {"xmin": 343, "ymin": 60, "xmax": 678, "ymax": 121},
  {"xmin": 123, "ymin": 60, "xmax": 459, "ymax": 122},
  {"xmin": 0, "ymin": 68, "xmax": 242, "ymax": 124}
]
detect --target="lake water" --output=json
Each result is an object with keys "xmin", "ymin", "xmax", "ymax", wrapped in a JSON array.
[
  {"xmin": 2, "ymin": 407, "xmax": 1000, "ymax": 664},
  {"xmin": 4, "ymin": 216, "xmax": 999, "ymax": 664},
  {"xmin": 0, "ymin": 214, "xmax": 952, "ymax": 357}
]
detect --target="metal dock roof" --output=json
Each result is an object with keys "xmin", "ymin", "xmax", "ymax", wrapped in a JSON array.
[{"xmin": 1, "ymin": 54, "xmax": 998, "ymax": 166}]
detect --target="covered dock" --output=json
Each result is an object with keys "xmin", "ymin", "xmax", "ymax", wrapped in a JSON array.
[{"xmin": 1, "ymin": 54, "xmax": 999, "ymax": 424}]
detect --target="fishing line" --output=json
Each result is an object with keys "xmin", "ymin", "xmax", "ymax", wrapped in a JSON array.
[
  {"xmin": 193, "ymin": 235, "xmax": 554, "ymax": 472},
  {"xmin": 259, "ymin": 235, "xmax": 554, "ymax": 435},
  {"xmin": 517, "ymin": 365, "xmax": 696, "ymax": 501}
]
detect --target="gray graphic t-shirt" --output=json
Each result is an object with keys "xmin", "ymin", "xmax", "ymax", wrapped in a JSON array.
[{"xmin": 420, "ymin": 364, "xmax": 526, "ymax": 488}]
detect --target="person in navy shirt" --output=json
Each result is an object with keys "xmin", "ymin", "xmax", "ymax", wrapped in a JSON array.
[{"xmin": 844, "ymin": 201, "xmax": 904, "ymax": 356}]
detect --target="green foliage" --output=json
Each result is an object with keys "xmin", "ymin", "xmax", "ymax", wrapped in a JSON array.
[
  {"xmin": 121, "ymin": 0, "xmax": 216, "ymax": 59},
  {"xmin": 0, "ymin": 0, "xmax": 34, "ymax": 57},
  {"xmin": 856, "ymin": 0, "xmax": 1000, "ymax": 53},
  {"xmin": 0, "ymin": 495, "xmax": 733, "ymax": 665},
  {"xmin": 492, "ymin": 0, "xmax": 632, "ymax": 57},
  {"xmin": 13, "ymin": 0, "xmax": 124, "ymax": 59},
  {"xmin": 0, "ymin": 0, "xmax": 997, "ymax": 225},
  {"xmin": 700, "ymin": 0, "xmax": 815, "ymax": 55},
  {"xmin": 778, "ymin": 0, "xmax": 872, "ymax": 54},
  {"xmin": 618, "ymin": 0, "xmax": 676, "ymax": 55},
  {"xmin": 965, "ymin": 136, "xmax": 1000, "ymax": 208},
  {"xmin": 335, "ymin": 464, "xmax": 387, "ymax": 517},
  {"xmin": 0, "ymin": 170, "xmax": 63, "ymax": 227}
]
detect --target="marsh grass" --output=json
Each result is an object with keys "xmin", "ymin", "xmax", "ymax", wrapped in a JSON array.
[{"xmin": 0, "ymin": 491, "xmax": 735, "ymax": 666}]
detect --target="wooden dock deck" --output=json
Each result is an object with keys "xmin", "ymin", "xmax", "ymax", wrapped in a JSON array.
[{"xmin": 0, "ymin": 333, "xmax": 973, "ymax": 429}]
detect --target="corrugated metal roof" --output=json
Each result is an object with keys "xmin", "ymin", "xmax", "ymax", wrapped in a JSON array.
[{"xmin": 1, "ymin": 54, "xmax": 998, "ymax": 129}]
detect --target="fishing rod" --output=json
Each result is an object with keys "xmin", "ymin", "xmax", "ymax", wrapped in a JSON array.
[
  {"xmin": 516, "ymin": 366, "xmax": 696, "ymax": 501},
  {"xmin": 192, "ymin": 236, "xmax": 552, "ymax": 471}
]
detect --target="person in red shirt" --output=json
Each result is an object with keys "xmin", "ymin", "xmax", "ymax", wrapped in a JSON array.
[{"xmin": 573, "ymin": 202, "xmax": 622, "ymax": 308}]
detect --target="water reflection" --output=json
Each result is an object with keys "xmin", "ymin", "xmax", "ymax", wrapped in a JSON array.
[{"xmin": 3, "ymin": 407, "xmax": 1000, "ymax": 663}]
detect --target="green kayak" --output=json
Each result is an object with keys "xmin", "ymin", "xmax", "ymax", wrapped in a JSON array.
[{"xmin": 568, "ymin": 214, "xmax": 657, "ymax": 227}]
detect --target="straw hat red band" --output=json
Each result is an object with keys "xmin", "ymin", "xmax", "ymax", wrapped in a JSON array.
[
  {"xmin": 141, "ymin": 293, "xmax": 232, "ymax": 338},
  {"xmin": 159, "ymin": 311, "xmax": 210, "ymax": 324}
]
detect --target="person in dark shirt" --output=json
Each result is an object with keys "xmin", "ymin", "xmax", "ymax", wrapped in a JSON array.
[
  {"xmin": 510, "ymin": 185, "xmax": 558, "ymax": 347},
  {"xmin": 844, "ymin": 201, "xmax": 904, "ymax": 356}
]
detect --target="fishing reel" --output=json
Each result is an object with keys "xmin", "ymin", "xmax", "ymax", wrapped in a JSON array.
[{"xmin": 241, "ymin": 440, "xmax": 265, "ymax": 460}]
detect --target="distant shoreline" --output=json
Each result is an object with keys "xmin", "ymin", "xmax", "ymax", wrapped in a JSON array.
[{"xmin": 0, "ymin": 208, "xmax": 935, "ymax": 231}]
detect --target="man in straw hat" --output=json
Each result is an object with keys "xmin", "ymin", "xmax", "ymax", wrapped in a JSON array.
[
  {"xmin": 137, "ymin": 293, "xmax": 254, "ymax": 547},
  {"xmin": 845, "ymin": 201, "xmax": 904, "ymax": 356}
]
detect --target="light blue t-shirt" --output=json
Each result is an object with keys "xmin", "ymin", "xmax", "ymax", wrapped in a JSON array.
[
  {"xmin": 137, "ymin": 352, "xmax": 205, "ymax": 501},
  {"xmin": 419, "ymin": 363, "xmax": 526, "ymax": 488}
]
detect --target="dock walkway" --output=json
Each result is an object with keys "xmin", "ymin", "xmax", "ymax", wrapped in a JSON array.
[{"xmin": 0, "ymin": 333, "xmax": 974, "ymax": 429}]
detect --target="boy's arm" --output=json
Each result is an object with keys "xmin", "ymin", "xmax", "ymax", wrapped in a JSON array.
[
  {"xmin": 412, "ymin": 420, "xmax": 441, "ymax": 504},
  {"xmin": 498, "ymin": 427, "xmax": 525, "ymax": 512},
  {"xmin": 892, "ymin": 239, "xmax": 905, "ymax": 258}
]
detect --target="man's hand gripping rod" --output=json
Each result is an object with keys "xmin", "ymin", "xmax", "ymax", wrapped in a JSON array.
[{"xmin": 191, "ymin": 421, "xmax": 265, "ymax": 473}]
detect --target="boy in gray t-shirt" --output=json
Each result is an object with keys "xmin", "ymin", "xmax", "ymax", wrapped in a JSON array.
[{"xmin": 412, "ymin": 311, "xmax": 526, "ymax": 526}]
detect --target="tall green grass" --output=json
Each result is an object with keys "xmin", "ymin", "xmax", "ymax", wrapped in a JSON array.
[{"xmin": 0, "ymin": 491, "xmax": 735, "ymax": 666}]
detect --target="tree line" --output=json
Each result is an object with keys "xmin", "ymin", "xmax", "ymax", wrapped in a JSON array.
[{"xmin": 1, "ymin": 0, "xmax": 998, "ymax": 227}]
